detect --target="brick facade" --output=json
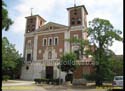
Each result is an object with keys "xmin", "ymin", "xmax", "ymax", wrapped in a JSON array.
[
  {"xmin": 37, "ymin": 32, "xmax": 65, "ymax": 60},
  {"xmin": 21, "ymin": 5, "xmax": 93, "ymax": 81},
  {"xmin": 74, "ymin": 65, "xmax": 94, "ymax": 79}
]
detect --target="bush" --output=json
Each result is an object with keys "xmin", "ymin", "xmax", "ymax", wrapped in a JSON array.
[
  {"xmin": 41, "ymin": 78, "xmax": 48, "ymax": 83},
  {"xmin": 83, "ymin": 73, "xmax": 95, "ymax": 81},
  {"xmin": 3, "ymin": 75, "xmax": 10, "ymax": 81},
  {"xmin": 65, "ymin": 74, "xmax": 73, "ymax": 82},
  {"xmin": 54, "ymin": 78, "xmax": 63, "ymax": 85},
  {"xmin": 34, "ymin": 78, "xmax": 48, "ymax": 84},
  {"xmin": 34, "ymin": 78, "xmax": 42, "ymax": 84},
  {"xmin": 34, "ymin": 78, "xmax": 63, "ymax": 85}
]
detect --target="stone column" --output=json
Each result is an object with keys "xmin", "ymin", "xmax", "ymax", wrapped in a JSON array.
[{"xmin": 33, "ymin": 34, "xmax": 38, "ymax": 61}]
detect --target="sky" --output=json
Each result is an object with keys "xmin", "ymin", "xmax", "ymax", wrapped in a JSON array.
[{"xmin": 2, "ymin": 0, "xmax": 123, "ymax": 55}]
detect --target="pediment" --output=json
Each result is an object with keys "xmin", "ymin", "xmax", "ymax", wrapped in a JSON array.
[{"xmin": 38, "ymin": 22, "xmax": 68, "ymax": 31}]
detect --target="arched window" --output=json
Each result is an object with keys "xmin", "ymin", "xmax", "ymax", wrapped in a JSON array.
[
  {"xmin": 54, "ymin": 37, "xmax": 58, "ymax": 45},
  {"xmin": 74, "ymin": 9, "xmax": 77, "ymax": 15},
  {"xmin": 48, "ymin": 38, "xmax": 53, "ymax": 46},
  {"xmin": 43, "ymin": 38, "xmax": 47, "ymax": 46},
  {"xmin": 71, "ymin": 18, "xmax": 75, "ymax": 25},
  {"xmin": 27, "ymin": 40, "xmax": 31, "ymax": 48},
  {"xmin": 77, "ymin": 18, "xmax": 81, "ymax": 24},
  {"xmin": 74, "ymin": 50, "xmax": 79, "ymax": 60},
  {"xmin": 49, "ymin": 26, "xmax": 53, "ymax": 30},
  {"xmin": 26, "ymin": 66, "xmax": 29, "ymax": 70},
  {"xmin": 27, "ymin": 53, "xmax": 31, "ymax": 61},
  {"xmin": 40, "ymin": 21, "xmax": 42, "ymax": 25},
  {"xmin": 48, "ymin": 51, "xmax": 52, "ymax": 59}
]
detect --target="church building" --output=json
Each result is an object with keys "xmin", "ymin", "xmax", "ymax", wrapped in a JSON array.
[{"xmin": 21, "ymin": 4, "xmax": 94, "ymax": 83}]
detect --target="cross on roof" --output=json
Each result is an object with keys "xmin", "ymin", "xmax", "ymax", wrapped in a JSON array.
[
  {"xmin": 74, "ymin": 0, "xmax": 76, "ymax": 7},
  {"xmin": 31, "ymin": 8, "xmax": 33, "ymax": 16}
]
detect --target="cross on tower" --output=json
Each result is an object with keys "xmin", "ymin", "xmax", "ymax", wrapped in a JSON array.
[
  {"xmin": 74, "ymin": 0, "xmax": 76, "ymax": 7},
  {"xmin": 31, "ymin": 8, "xmax": 33, "ymax": 16}
]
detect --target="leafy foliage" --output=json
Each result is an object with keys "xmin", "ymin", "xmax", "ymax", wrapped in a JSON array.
[
  {"xmin": 2, "ymin": 75, "xmax": 10, "ymax": 81},
  {"xmin": 66, "ymin": 37, "xmax": 89, "ymax": 59},
  {"xmin": 57, "ymin": 52, "xmax": 77, "ymax": 83},
  {"xmin": 109, "ymin": 55, "xmax": 123, "ymax": 76},
  {"xmin": 2, "ymin": 37, "xmax": 22, "ymax": 79},
  {"xmin": 88, "ymin": 18, "xmax": 122, "ymax": 48},
  {"xmin": 58, "ymin": 52, "xmax": 77, "ymax": 73},
  {"xmin": 2, "ymin": 0, "xmax": 13, "ymax": 31},
  {"xmin": 86, "ymin": 18, "xmax": 123, "ymax": 86}
]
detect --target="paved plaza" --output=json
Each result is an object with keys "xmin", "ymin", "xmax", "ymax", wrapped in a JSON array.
[{"xmin": 2, "ymin": 80, "xmax": 107, "ymax": 91}]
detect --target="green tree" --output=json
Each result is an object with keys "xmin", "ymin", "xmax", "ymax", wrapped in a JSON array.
[
  {"xmin": 2, "ymin": 37, "xmax": 22, "ymax": 79},
  {"xmin": 58, "ymin": 52, "xmax": 77, "ymax": 82},
  {"xmin": 66, "ymin": 37, "xmax": 89, "ymax": 59},
  {"xmin": 86, "ymin": 18, "xmax": 122, "ymax": 86},
  {"xmin": 110, "ymin": 55, "xmax": 123, "ymax": 76},
  {"xmin": 12, "ymin": 57, "xmax": 23, "ymax": 79},
  {"xmin": 2, "ymin": 0, "xmax": 13, "ymax": 31}
]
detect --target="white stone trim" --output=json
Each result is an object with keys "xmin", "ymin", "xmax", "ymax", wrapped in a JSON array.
[
  {"xmin": 37, "ymin": 31, "xmax": 65, "ymax": 36},
  {"xmin": 42, "ymin": 38, "xmax": 47, "ymax": 46},
  {"xmin": 51, "ymin": 48, "xmax": 57, "ymax": 59},
  {"xmin": 37, "ymin": 28, "xmax": 68, "ymax": 33},
  {"xmin": 64, "ymin": 30, "xmax": 70, "ymax": 53},
  {"xmin": 49, "ymin": 26, "xmax": 53, "ymax": 31},
  {"xmin": 72, "ymin": 45, "xmax": 79, "ymax": 52},
  {"xmin": 38, "ymin": 49, "xmax": 41, "ymax": 54},
  {"xmin": 21, "ymin": 63, "xmax": 45, "ymax": 80},
  {"xmin": 59, "ymin": 48, "xmax": 63, "ymax": 53},
  {"xmin": 53, "ymin": 37, "xmax": 59, "ymax": 45},
  {"xmin": 81, "ymin": 7, "xmax": 85, "ymax": 27},
  {"xmin": 24, "ymin": 25, "xmax": 68, "ymax": 37},
  {"xmin": 33, "ymin": 35, "xmax": 38, "ymax": 61},
  {"xmin": 48, "ymin": 37, "xmax": 53, "ymax": 46},
  {"xmin": 70, "ymin": 25, "xmax": 84, "ymax": 31},
  {"xmin": 25, "ymin": 34, "xmax": 34, "ymax": 37},
  {"xmin": 36, "ymin": 16, "xmax": 39, "ymax": 29},
  {"xmin": 24, "ymin": 32, "xmax": 35, "ymax": 37},
  {"xmin": 74, "ymin": 34, "xmax": 78, "ymax": 39},
  {"xmin": 26, "ymin": 40, "xmax": 32, "ymax": 49},
  {"xmin": 27, "ymin": 40, "xmax": 31, "ymax": 43},
  {"xmin": 25, "ymin": 28, "xmax": 68, "ymax": 37},
  {"xmin": 23, "ymin": 37, "xmax": 26, "ymax": 62},
  {"xmin": 25, "ymin": 49, "xmax": 33, "ymax": 62},
  {"xmin": 68, "ymin": 9, "xmax": 71, "ymax": 26}
]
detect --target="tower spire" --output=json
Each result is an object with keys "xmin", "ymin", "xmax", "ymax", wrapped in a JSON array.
[
  {"xmin": 31, "ymin": 8, "xmax": 33, "ymax": 16},
  {"xmin": 74, "ymin": 0, "xmax": 76, "ymax": 7}
]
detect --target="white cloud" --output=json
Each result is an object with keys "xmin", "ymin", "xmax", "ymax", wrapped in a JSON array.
[
  {"xmin": 7, "ymin": 0, "xmax": 123, "ymax": 55},
  {"xmin": 109, "ymin": 41, "xmax": 123, "ymax": 55},
  {"xmin": 84, "ymin": 0, "xmax": 123, "ymax": 30},
  {"xmin": 10, "ymin": 0, "xmax": 123, "ymax": 33},
  {"xmin": 9, "ymin": 0, "xmax": 58, "ymax": 33}
]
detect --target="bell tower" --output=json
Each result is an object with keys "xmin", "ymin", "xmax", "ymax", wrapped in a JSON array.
[
  {"xmin": 67, "ymin": 5, "xmax": 88, "ymax": 28},
  {"xmin": 25, "ymin": 15, "xmax": 46, "ymax": 33}
]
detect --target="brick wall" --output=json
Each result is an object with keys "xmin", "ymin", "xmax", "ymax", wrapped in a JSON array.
[{"xmin": 37, "ymin": 32, "xmax": 64, "ymax": 60}]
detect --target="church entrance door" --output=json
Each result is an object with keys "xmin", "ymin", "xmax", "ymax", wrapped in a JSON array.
[{"xmin": 46, "ymin": 66, "xmax": 53, "ymax": 79}]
